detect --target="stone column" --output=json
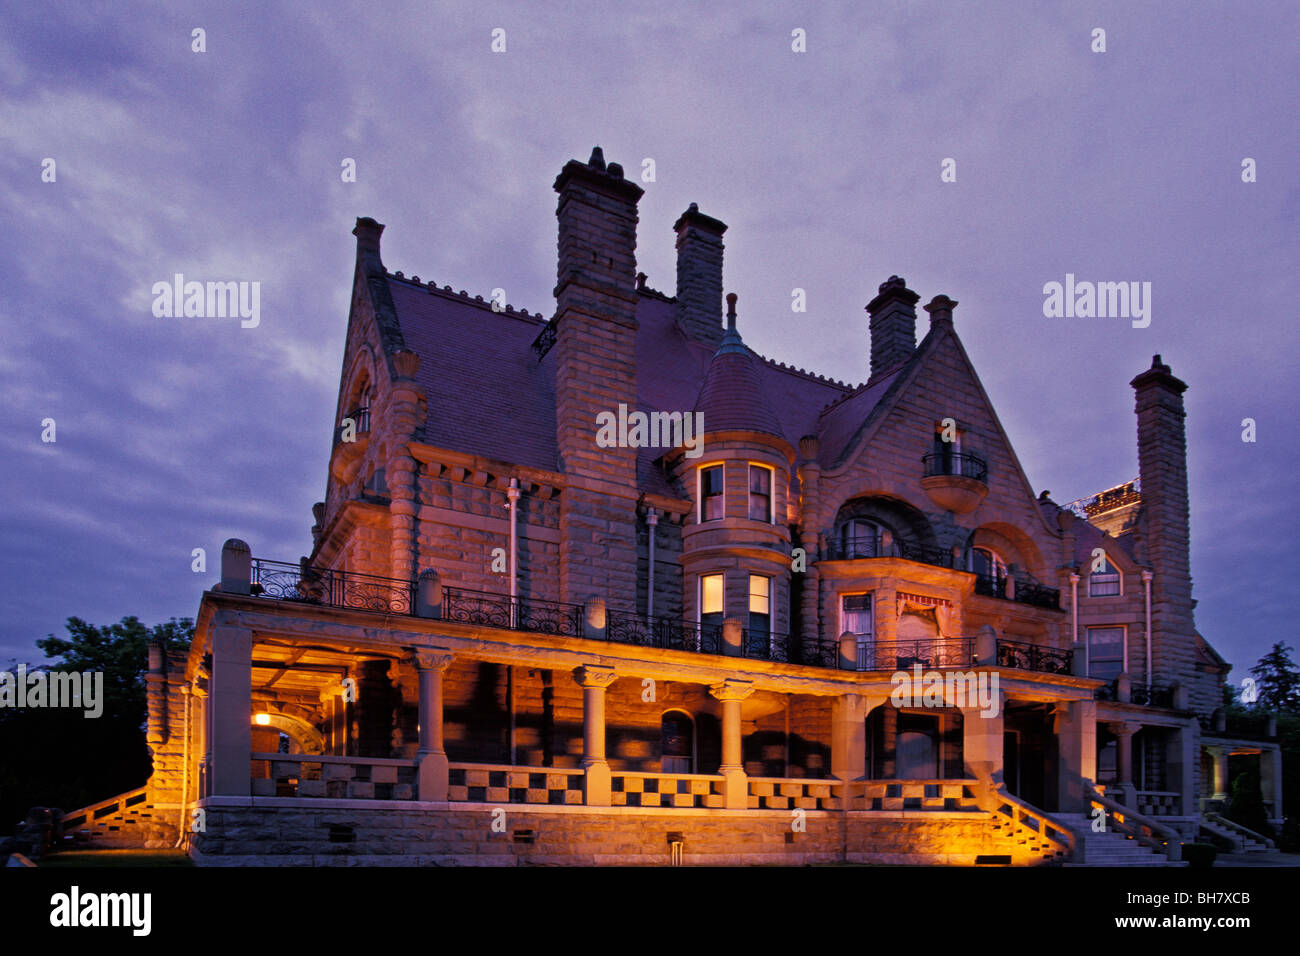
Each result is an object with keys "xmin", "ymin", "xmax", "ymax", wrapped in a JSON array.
[
  {"xmin": 413, "ymin": 649, "xmax": 454, "ymax": 801},
  {"xmin": 831, "ymin": 693, "xmax": 887, "ymax": 781},
  {"xmin": 960, "ymin": 689, "xmax": 1005, "ymax": 788},
  {"xmin": 192, "ymin": 666, "xmax": 209, "ymax": 798},
  {"xmin": 575, "ymin": 664, "xmax": 618, "ymax": 806},
  {"xmin": 1262, "ymin": 746, "xmax": 1283, "ymax": 823},
  {"xmin": 1110, "ymin": 721, "xmax": 1139, "ymax": 807},
  {"xmin": 388, "ymin": 349, "xmax": 425, "ymax": 589},
  {"xmin": 1208, "ymin": 745, "xmax": 1230, "ymax": 802},
  {"xmin": 1053, "ymin": 699, "xmax": 1098, "ymax": 812},
  {"xmin": 711, "ymin": 679, "xmax": 755, "ymax": 808},
  {"xmin": 208, "ymin": 625, "xmax": 252, "ymax": 796}
]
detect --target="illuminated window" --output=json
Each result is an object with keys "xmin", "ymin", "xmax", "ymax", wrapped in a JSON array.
[
  {"xmin": 748, "ymin": 464, "xmax": 773, "ymax": 522},
  {"xmin": 748, "ymin": 574, "xmax": 771, "ymax": 635},
  {"xmin": 700, "ymin": 573, "xmax": 724, "ymax": 630},
  {"xmin": 842, "ymin": 593, "xmax": 873, "ymax": 670},
  {"xmin": 700, "ymin": 465, "xmax": 724, "ymax": 521}
]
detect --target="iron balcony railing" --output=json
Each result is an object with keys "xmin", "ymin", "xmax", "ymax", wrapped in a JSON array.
[
  {"xmin": 973, "ymin": 573, "xmax": 1061, "ymax": 610},
  {"xmin": 827, "ymin": 535, "xmax": 958, "ymax": 569},
  {"xmin": 921, "ymin": 451, "xmax": 988, "ymax": 483},
  {"xmin": 995, "ymin": 639, "xmax": 1073, "ymax": 675},
  {"xmin": 856, "ymin": 638, "xmax": 976, "ymax": 671},
  {"xmin": 1095, "ymin": 679, "xmax": 1176, "ymax": 708},
  {"xmin": 251, "ymin": 559, "xmax": 414, "ymax": 614},
  {"xmin": 441, "ymin": 586, "xmax": 586, "ymax": 637},
  {"xmin": 332, "ymin": 405, "xmax": 371, "ymax": 447}
]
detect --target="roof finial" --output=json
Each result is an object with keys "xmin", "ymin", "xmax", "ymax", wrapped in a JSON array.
[
  {"xmin": 588, "ymin": 146, "xmax": 606, "ymax": 170},
  {"xmin": 726, "ymin": 292, "xmax": 738, "ymax": 331}
]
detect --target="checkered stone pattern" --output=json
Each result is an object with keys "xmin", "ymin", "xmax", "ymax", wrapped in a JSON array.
[
  {"xmin": 747, "ymin": 778, "xmax": 842, "ymax": 811},
  {"xmin": 251, "ymin": 759, "xmax": 417, "ymax": 800},
  {"xmin": 611, "ymin": 774, "xmax": 726, "ymax": 809},
  {"xmin": 448, "ymin": 767, "xmax": 585, "ymax": 805},
  {"xmin": 847, "ymin": 781, "xmax": 981, "ymax": 812}
]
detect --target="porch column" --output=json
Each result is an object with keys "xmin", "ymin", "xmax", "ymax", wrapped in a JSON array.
[
  {"xmin": 711, "ymin": 679, "xmax": 755, "ymax": 809},
  {"xmin": 1109, "ymin": 721, "xmax": 1139, "ymax": 807},
  {"xmin": 412, "ymin": 649, "xmax": 454, "ymax": 801},
  {"xmin": 191, "ymin": 667, "xmax": 209, "ymax": 798},
  {"xmin": 574, "ymin": 664, "xmax": 617, "ymax": 806},
  {"xmin": 960, "ymin": 689, "xmax": 1005, "ymax": 788},
  {"xmin": 832, "ymin": 693, "xmax": 888, "ymax": 781},
  {"xmin": 1053, "ymin": 699, "xmax": 1097, "ymax": 812},
  {"xmin": 1261, "ymin": 746, "xmax": 1283, "ymax": 823},
  {"xmin": 209, "ymin": 625, "xmax": 252, "ymax": 796},
  {"xmin": 1208, "ymin": 745, "xmax": 1230, "ymax": 802}
]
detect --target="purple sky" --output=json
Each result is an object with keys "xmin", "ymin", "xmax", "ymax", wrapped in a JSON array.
[{"xmin": 2, "ymin": 2, "xmax": 1296, "ymax": 682}]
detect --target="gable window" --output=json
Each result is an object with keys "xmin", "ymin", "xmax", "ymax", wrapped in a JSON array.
[
  {"xmin": 841, "ymin": 593, "xmax": 873, "ymax": 669},
  {"xmin": 748, "ymin": 464, "xmax": 773, "ymax": 522},
  {"xmin": 700, "ymin": 465, "xmax": 724, "ymax": 521},
  {"xmin": 1087, "ymin": 626, "xmax": 1126, "ymax": 680},
  {"xmin": 1089, "ymin": 555, "xmax": 1122, "ymax": 597},
  {"xmin": 700, "ymin": 573, "xmax": 724, "ymax": 630},
  {"xmin": 841, "ymin": 518, "xmax": 885, "ymax": 559}
]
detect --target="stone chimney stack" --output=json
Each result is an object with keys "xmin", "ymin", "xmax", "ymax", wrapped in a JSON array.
[
  {"xmin": 866, "ymin": 276, "xmax": 920, "ymax": 377},
  {"xmin": 551, "ymin": 146, "xmax": 643, "ymax": 604},
  {"xmin": 1131, "ymin": 354, "xmax": 1195, "ymax": 688},
  {"xmin": 673, "ymin": 203, "xmax": 728, "ymax": 347}
]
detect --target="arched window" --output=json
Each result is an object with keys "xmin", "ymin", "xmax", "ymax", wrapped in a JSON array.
[
  {"xmin": 841, "ymin": 518, "xmax": 886, "ymax": 558},
  {"xmin": 971, "ymin": 547, "xmax": 1007, "ymax": 596},
  {"xmin": 661, "ymin": 711, "xmax": 695, "ymax": 774}
]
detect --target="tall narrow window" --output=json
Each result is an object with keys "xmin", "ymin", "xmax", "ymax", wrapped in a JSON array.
[
  {"xmin": 700, "ymin": 573, "xmax": 724, "ymax": 630},
  {"xmin": 748, "ymin": 464, "xmax": 773, "ymax": 522},
  {"xmin": 700, "ymin": 465, "xmax": 724, "ymax": 521},
  {"xmin": 661, "ymin": 711, "xmax": 694, "ymax": 774},
  {"xmin": 842, "ymin": 593, "xmax": 873, "ymax": 669},
  {"xmin": 748, "ymin": 574, "xmax": 771, "ymax": 637},
  {"xmin": 1089, "ymin": 555, "xmax": 1121, "ymax": 597},
  {"xmin": 1087, "ymin": 626, "xmax": 1126, "ymax": 679},
  {"xmin": 971, "ymin": 546, "xmax": 1007, "ymax": 597}
]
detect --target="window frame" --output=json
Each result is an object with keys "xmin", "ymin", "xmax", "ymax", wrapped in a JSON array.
[
  {"xmin": 1086, "ymin": 624, "xmax": 1128, "ymax": 679},
  {"xmin": 747, "ymin": 463, "xmax": 774, "ymax": 523},
  {"xmin": 699, "ymin": 464, "xmax": 725, "ymax": 522},
  {"xmin": 1088, "ymin": 553, "xmax": 1123, "ymax": 597},
  {"xmin": 699, "ymin": 572, "xmax": 725, "ymax": 628}
]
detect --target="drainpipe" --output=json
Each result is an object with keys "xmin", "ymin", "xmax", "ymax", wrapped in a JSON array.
[
  {"xmin": 1069, "ymin": 571, "xmax": 1080, "ymax": 645},
  {"xmin": 1141, "ymin": 570, "xmax": 1153, "ymax": 686},
  {"xmin": 507, "ymin": 478, "xmax": 521, "ymax": 607},
  {"xmin": 646, "ymin": 508, "xmax": 659, "ymax": 618}
]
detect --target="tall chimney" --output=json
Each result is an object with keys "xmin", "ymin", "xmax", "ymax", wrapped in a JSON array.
[
  {"xmin": 1131, "ymin": 354, "xmax": 1195, "ymax": 689},
  {"xmin": 673, "ymin": 203, "xmax": 728, "ymax": 347},
  {"xmin": 866, "ymin": 276, "xmax": 920, "ymax": 377},
  {"xmin": 552, "ymin": 146, "xmax": 643, "ymax": 604}
]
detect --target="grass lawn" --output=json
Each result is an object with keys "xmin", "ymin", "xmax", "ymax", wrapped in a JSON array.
[{"xmin": 37, "ymin": 849, "xmax": 194, "ymax": 867}]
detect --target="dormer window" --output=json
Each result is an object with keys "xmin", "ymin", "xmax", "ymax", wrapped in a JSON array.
[
  {"xmin": 748, "ymin": 464, "xmax": 773, "ymax": 522},
  {"xmin": 1089, "ymin": 554, "xmax": 1121, "ymax": 597},
  {"xmin": 700, "ymin": 465, "xmax": 724, "ymax": 521}
]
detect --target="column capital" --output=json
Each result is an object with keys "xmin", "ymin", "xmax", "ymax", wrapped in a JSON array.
[
  {"xmin": 409, "ymin": 648, "xmax": 455, "ymax": 672},
  {"xmin": 1140, "ymin": 569, "xmax": 1154, "ymax": 583},
  {"xmin": 573, "ymin": 663, "xmax": 617, "ymax": 688},
  {"xmin": 1069, "ymin": 572, "xmax": 1081, "ymax": 584},
  {"xmin": 710, "ymin": 678, "xmax": 755, "ymax": 703}
]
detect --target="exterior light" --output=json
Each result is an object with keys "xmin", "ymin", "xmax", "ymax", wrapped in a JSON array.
[{"xmin": 255, "ymin": 713, "xmax": 271, "ymax": 725}]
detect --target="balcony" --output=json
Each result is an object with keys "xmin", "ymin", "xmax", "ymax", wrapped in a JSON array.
[
  {"xmin": 854, "ymin": 638, "xmax": 975, "ymax": 671},
  {"xmin": 920, "ymin": 452, "xmax": 988, "ymax": 514},
  {"xmin": 329, "ymin": 405, "xmax": 371, "ymax": 482},
  {"xmin": 826, "ymin": 534, "xmax": 958, "ymax": 570},
  {"xmin": 1095, "ymin": 679, "xmax": 1176, "ymax": 707},
  {"xmin": 973, "ymin": 573, "xmax": 1061, "ymax": 611},
  {"xmin": 995, "ymin": 639, "xmax": 1073, "ymax": 675}
]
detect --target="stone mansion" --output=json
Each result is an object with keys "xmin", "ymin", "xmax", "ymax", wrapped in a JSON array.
[{"xmin": 83, "ymin": 147, "xmax": 1281, "ymax": 865}]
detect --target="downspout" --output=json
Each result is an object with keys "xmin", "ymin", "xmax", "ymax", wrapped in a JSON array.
[
  {"xmin": 1142, "ymin": 570, "xmax": 1153, "ymax": 687},
  {"xmin": 646, "ymin": 508, "xmax": 658, "ymax": 619},
  {"xmin": 508, "ymin": 665, "xmax": 516, "ymax": 766},
  {"xmin": 1069, "ymin": 572, "xmax": 1080, "ymax": 663},
  {"xmin": 507, "ymin": 478, "xmax": 520, "ymax": 618}
]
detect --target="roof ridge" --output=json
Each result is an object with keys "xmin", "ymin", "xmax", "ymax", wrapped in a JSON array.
[
  {"xmin": 386, "ymin": 269, "xmax": 549, "ymax": 324},
  {"xmin": 754, "ymin": 352, "xmax": 853, "ymax": 390}
]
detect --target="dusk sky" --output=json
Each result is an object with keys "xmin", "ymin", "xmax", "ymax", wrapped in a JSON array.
[{"xmin": 1, "ymin": 1, "xmax": 1296, "ymax": 681}]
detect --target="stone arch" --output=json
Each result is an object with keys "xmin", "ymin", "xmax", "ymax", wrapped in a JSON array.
[
  {"xmin": 341, "ymin": 346, "xmax": 377, "ymax": 415},
  {"xmin": 251, "ymin": 711, "xmax": 325, "ymax": 755},
  {"xmin": 660, "ymin": 709, "xmax": 696, "ymax": 773},
  {"xmin": 831, "ymin": 494, "xmax": 938, "ymax": 553},
  {"xmin": 962, "ymin": 521, "xmax": 1048, "ymax": 580}
]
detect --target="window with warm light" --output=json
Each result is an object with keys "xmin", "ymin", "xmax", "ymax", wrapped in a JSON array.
[
  {"xmin": 748, "ymin": 573, "xmax": 771, "ymax": 636},
  {"xmin": 700, "ymin": 573, "xmax": 724, "ymax": 629}
]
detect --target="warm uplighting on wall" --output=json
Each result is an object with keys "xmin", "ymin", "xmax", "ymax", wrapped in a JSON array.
[{"xmin": 255, "ymin": 713, "xmax": 271, "ymax": 725}]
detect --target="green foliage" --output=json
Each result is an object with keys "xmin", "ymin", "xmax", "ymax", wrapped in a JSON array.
[
  {"xmin": 1249, "ymin": 642, "xmax": 1300, "ymax": 714},
  {"xmin": 1224, "ymin": 762, "xmax": 1272, "ymax": 838},
  {"xmin": 0, "ymin": 616, "xmax": 193, "ymax": 834}
]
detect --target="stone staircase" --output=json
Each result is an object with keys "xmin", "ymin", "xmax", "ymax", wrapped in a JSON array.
[
  {"xmin": 1054, "ymin": 813, "xmax": 1185, "ymax": 866},
  {"xmin": 58, "ymin": 788, "xmax": 177, "ymax": 849},
  {"xmin": 1201, "ymin": 813, "xmax": 1279, "ymax": 855}
]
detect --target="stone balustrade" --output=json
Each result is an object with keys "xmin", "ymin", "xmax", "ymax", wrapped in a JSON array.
[
  {"xmin": 844, "ymin": 779, "xmax": 982, "ymax": 812},
  {"xmin": 747, "ymin": 777, "xmax": 842, "ymax": 811},
  {"xmin": 447, "ymin": 763, "xmax": 586, "ymax": 805},
  {"xmin": 250, "ymin": 753, "xmax": 419, "ymax": 800},
  {"xmin": 611, "ymin": 771, "xmax": 726, "ymax": 808}
]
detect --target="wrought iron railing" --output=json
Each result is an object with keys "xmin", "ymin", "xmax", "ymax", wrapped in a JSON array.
[
  {"xmin": 604, "ymin": 609, "xmax": 724, "ymax": 655},
  {"xmin": 857, "ymin": 638, "xmax": 975, "ymax": 671},
  {"xmin": 250, "ymin": 559, "xmax": 414, "ymax": 614},
  {"xmin": 441, "ymin": 586, "xmax": 586, "ymax": 637},
  {"xmin": 1013, "ymin": 579, "xmax": 1061, "ymax": 609},
  {"xmin": 1094, "ymin": 679, "xmax": 1175, "ymax": 707},
  {"xmin": 995, "ymin": 639, "xmax": 1073, "ymax": 674},
  {"xmin": 332, "ymin": 405, "xmax": 370, "ymax": 447},
  {"xmin": 921, "ymin": 452, "xmax": 988, "ymax": 483},
  {"xmin": 530, "ymin": 321, "xmax": 557, "ymax": 360},
  {"xmin": 826, "ymin": 536, "xmax": 957, "ymax": 569},
  {"xmin": 974, "ymin": 573, "xmax": 1005, "ymax": 598}
]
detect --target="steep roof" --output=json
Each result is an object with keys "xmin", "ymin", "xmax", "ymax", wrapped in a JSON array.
[{"xmin": 384, "ymin": 272, "xmax": 859, "ymax": 496}]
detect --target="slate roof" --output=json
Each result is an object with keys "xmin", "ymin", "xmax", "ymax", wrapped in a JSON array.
[{"xmin": 385, "ymin": 271, "xmax": 894, "ymax": 499}]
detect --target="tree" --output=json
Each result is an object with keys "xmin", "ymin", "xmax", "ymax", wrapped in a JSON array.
[
  {"xmin": 0, "ymin": 616, "xmax": 193, "ymax": 833},
  {"xmin": 1249, "ymin": 642, "xmax": 1300, "ymax": 714}
]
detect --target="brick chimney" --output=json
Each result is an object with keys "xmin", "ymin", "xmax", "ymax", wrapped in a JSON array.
[
  {"xmin": 1131, "ymin": 354, "xmax": 1195, "ymax": 688},
  {"xmin": 866, "ymin": 276, "xmax": 920, "ymax": 377},
  {"xmin": 552, "ymin": 146, "xmax": 643, "ymax": 604},
  {"xmin": 673, "ymin": 203, "xmax": 728, "ymax": 347}
]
